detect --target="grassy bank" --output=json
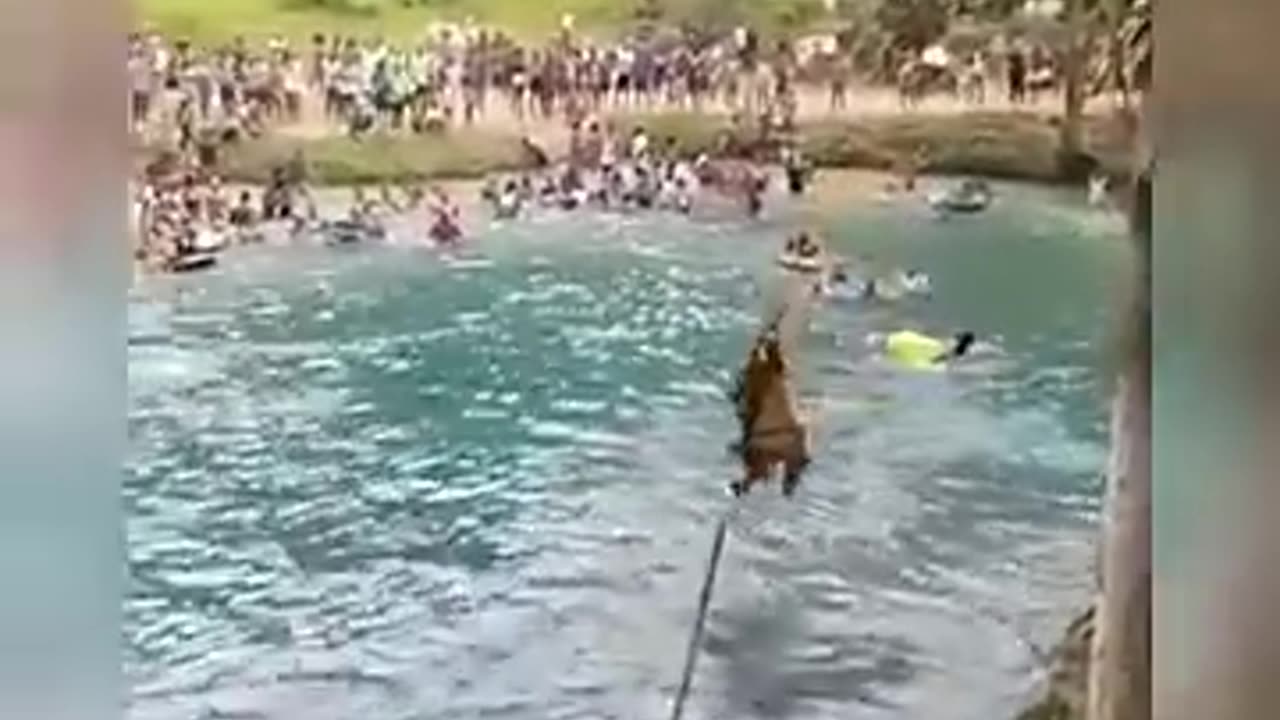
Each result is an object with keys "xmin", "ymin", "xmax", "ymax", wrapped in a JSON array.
[
  {"xmin": 142, "ymin": 129, "xmax": 528, "ymax": 185},
  {"xmin": 615, "ymin": 110, "xmax": 1133, "ymax": 183},
  {"xmin": 154, "ymin": 110, "xmax": 1132, "ymax": 186}
]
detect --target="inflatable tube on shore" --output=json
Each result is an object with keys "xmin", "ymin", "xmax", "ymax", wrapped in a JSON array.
[
  {"xmin": 170, "ymin": 252, "xmax": 217, "ymax": 274},
  {"xmin": 928, "ymin": 181, "xmax": 993, "ymax": 214}
]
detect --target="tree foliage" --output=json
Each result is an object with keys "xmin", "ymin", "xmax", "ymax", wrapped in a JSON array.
[
  {"xmin": 873, "ymin": 0, "xmax": 949, "ymax": 52},
  {"xmin": 1124, "ymin": 0, "xmax": 1151, "ymax": 91}
]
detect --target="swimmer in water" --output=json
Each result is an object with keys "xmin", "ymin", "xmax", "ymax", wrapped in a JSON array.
[
  {"xmin": 857, "ymin": 268, "xmax": 931, "ymax": 301},
  {"xmin": 495, "ymin": 179, "xmax": 522, "ymax": 218},
  {"xmin": 777, "ymin": 231, "xmax": 827, "ymax": 274},
  {"xmin": 875, "ymin": 329, "xmax": 976, "ymax": 369},
  {"xmin": 897, "ymin": 269, "xmax": 932, "ymax": 296}
]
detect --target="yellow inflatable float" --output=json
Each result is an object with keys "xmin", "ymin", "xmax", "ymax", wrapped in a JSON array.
[{"xmin": 884, "ymin": 330, "xmax": 975, "ymax": 369}]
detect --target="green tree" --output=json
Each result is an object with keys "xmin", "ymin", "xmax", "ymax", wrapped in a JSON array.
[
  {"xmin": 1005, "ymin": 0, "xmax": 1106, "ymax": 174},
  {"xmin": 873, "ymin": 0, "xmax": 950, "ymax": 53},
  {"xmin": 1059, "ymin": 0, "xmax": 1088, "ymax": 165}
]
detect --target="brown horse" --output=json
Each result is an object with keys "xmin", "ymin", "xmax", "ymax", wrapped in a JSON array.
[{"xmin": 729, "ymin": 329, "xmax": 810, "ymax": 497}]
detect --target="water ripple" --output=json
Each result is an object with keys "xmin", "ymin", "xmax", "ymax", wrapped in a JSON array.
[{"xmin": 129, "ymin": 201, "xmax": 1120, "ymax": 719}]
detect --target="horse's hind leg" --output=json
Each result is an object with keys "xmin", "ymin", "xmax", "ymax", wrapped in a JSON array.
[
  {"xmin": 781, "ymin": 462, "xmax": 804, "ymax": 497},
  {"xmin": 732, "ymin": 452, "xmax": 770, "ymax": 497},
  {"xmin": 781, "ymin": 433, "xmax": 811, "ymax": 497}
]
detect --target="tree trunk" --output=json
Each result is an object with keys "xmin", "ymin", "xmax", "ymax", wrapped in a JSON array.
[
  {"xmin": 1087, "ymin": 94, "xmax": 1152, "ymax": 720},
  {"xmin": 1107, "ymin": 0, "xmax": 1129, "ymax": 111},
  {"xmin": 1059, "ymin": 0, "xmax": 1087, "ymax": 164}
]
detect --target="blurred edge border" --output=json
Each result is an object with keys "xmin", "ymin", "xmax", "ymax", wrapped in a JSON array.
[
  {"xmin": 1156, "ymin": 1, "xmax": 1280, "ymax": 720},
  {"xmin": 0, "ymin": 1, "xmax": 126, "ymax": 720}
]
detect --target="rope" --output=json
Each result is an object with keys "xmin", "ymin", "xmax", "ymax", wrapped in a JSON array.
[{"xmin": 668, "ymin": 508, "xmax": 734, "ymax": 720}]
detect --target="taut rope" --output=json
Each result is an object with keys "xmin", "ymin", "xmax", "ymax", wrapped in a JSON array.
[{"xmin": 668, "ymin": 507, "xmax": 734, "ymax": 720}]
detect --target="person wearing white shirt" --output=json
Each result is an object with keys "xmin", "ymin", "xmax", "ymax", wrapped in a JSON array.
[{"xmin": 629, "ymin": 127, "xmax": 650, "ymax": 161}]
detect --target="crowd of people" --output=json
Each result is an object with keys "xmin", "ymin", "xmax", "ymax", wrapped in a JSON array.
[
  {"xmin": 128, "ymin": 22, "xmax": 837, "ymax": 148},
  {"xmin": 131, "ymin": 147, "xmax": 471, "ymax": 273},
  {"xmin": 127, "ymin": 17, "xmax": 1065, "ymax": 276},
  {"xmin": 475, "ymin": 119, "xmax": 804, "ymax": 221},
  {"xmin": 130, "ymin": 97, "xmax": 823, "ymax": 274},
  {"xmin": 128, "ymin": 20, "xmax": 1063, "ymax": 150}
]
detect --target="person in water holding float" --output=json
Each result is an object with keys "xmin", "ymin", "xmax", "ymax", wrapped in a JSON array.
[{"xmin": 873, "ymin": 329, "xmax": 976, "ymax": 369}]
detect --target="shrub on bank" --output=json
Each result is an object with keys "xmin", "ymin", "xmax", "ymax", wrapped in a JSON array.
[{"xmin": 828, "ymin": 113, "xmax": 1064, "ymax": 181}]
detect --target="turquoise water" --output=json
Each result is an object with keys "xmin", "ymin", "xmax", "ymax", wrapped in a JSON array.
[{"xmin": 127, "ymin": 186, "xmax": 1129, "ymax": 720}]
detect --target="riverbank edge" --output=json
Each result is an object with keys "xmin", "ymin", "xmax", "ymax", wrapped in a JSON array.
[
  {"xmin": 1016, "ymin": 606, "xmax": 1094, "ymax": 720},
  {"xmin": 137, "ymin": 110, "xmax": 1134, "ymax": 188}
]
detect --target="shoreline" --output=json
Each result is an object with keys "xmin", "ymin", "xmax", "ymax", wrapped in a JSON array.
[{"xmin": 139, "ymin": 109, "xmax": 1135, "ymax": 189}]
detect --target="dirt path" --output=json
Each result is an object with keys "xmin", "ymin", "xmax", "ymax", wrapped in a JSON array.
[{"xmin": 275, "ymin": 83, "xmax": 1120, "ymax": 155}]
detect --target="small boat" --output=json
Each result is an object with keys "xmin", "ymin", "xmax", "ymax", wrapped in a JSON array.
[
  {"xmin": 776, "ymin": 253, "xmax": 826, "ymax": 274},
  {"xmin": 928, "ymin": 179, "xmax": 993, "ymax": 214},
  {"xmin": 776, "ymin": 232, "xmax": 828, "ymax": 274},
  {"xmin": 557, "ymin": 191, "xmax": 583, "ymax": 211},
  {"xmin": 170, "ymin": 252, "xmax": 218, "ymax": 274},
  {"xmin": 824, "ymin": 280, "xmax": 864, "ymax": 303},
  {"xmin": 191, "ymin": 228, "xmax": 231, "ymax": 253}
]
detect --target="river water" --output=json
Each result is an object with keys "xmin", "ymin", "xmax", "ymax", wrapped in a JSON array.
[{"xmin": 128, "ymin": 181, "xmax": 1129, "ymax": 720}]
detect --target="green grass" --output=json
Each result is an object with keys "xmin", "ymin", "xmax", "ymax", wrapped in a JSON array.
[
  {"xmin": 802, "ymin": 112, "xmax": 1067, "ymax": 180},
  {"xmin": 170, "ymin": 130, "xmax": 529, "ymax": 184},
  {"xmin": 137, "ymin": 111, "xmax": 1131, "ymax": 185},
  {"xmin": 612, "ymin": 110, "xmax": 1132, "ymax": 183}
]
